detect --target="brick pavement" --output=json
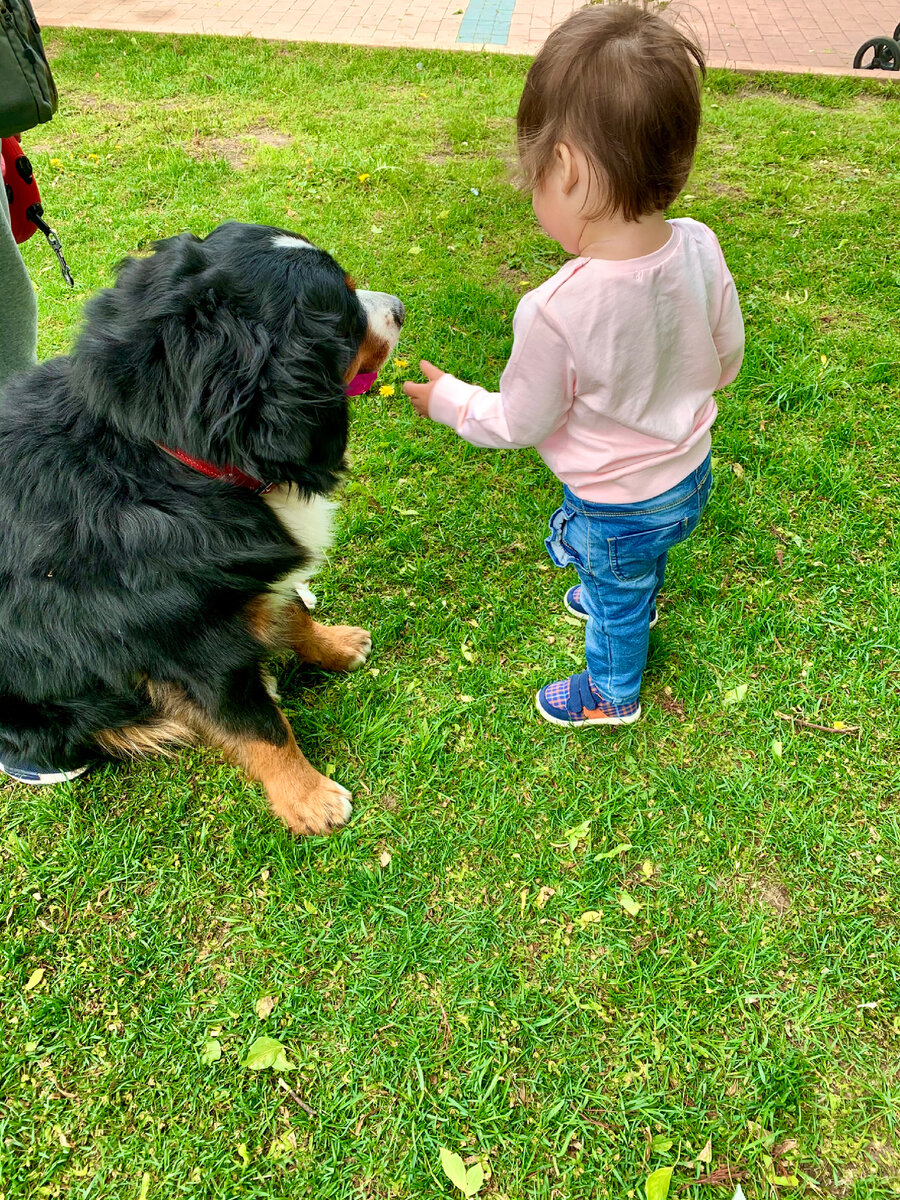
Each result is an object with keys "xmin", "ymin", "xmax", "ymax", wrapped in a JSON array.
[{"xmin": 34, "ymin": 0, "xmax": 900, "ymax": 77}]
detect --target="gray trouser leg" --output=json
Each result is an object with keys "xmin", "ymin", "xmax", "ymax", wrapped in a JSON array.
[{"xmin": 0, "ymin": 177, "xmax": 38, "ymax": 388}]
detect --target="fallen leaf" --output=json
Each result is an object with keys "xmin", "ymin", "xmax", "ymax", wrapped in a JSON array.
[
  {"xmin": 618, "ymin": 890, "xmax": 641, "ymax": 917},
  {"xmin": 560, "ymin": 819, "xmax": 591, "ymax": 854},
  {"xmin": 577, "ymin": 910, "xmax": 602, "ymax": 927},
  {"xmin": 439, "ymin": 1147, "xmax": 484, "ymax": 1196},
  {"xmin": 379, "ymin": 850, "xmax": 392, "ymax": 868},
  {"xmin": 268, "ymin": 1129, "xmax": 298, "ymax": 1159},
  {"xmin": 698, "ymin": 1136, "xmax": 712, "ymax": 1164},
  {"xmin": 242, "ymin": 1036, "xmax": 295, "ymax": 1072},
  {"xmin": 645, "ymin": 1165, "xmax": 674, "ymax": 1200},
  {"xmin": 594, "ymin": 842, "xmax": 632, "ymax": 860},
  {"xmin": 650, "ymin": 1135, "xmax": 674, "ymax": 1155},
  {"xmin": 236, "ymin": 1142, "xmax": 251, "ymax": 1167},
  {"xmin": 722, "ymin": 683, "xmax": 749, "ymax": 705},
  {"xmin": 24, "ymin": 968, "xmax": 44, "ymax": 992},
  {"xmin": 138, "ymin": 1173, "xmax": 151, "ymax": 1200},
  {"xmin": 199, "ymin": 1038, "xmax": 222, "ymax": 1065},
  {"xmin": 772, "ymin": 740, "xmax": 783, "ymax": 759},
  {"xmin": 535, "ymin": 886, "xmax": 556, "ymax": 910},
  {"xmin": 255, "ymin": 995, "xmax": 277, "ymax": 1020},
  {"xmin": 732, "ymin": 462, "xmax": 745, "ymax": 478},
  {"xmin": 641, "ymin": 860, "xmax": 654, "ymax": 879}
]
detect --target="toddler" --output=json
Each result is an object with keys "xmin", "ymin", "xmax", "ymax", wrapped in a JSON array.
[{"xmin": 404, "ymin": 3, "xmax": 744, "ymax": 727}]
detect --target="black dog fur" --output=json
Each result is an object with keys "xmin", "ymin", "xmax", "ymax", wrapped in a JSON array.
[{"xmin": 0, "ymin": 222, "xmax": 398, "ymax": 832}]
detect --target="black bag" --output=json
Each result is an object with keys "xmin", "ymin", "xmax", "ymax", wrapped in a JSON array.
[{"xmin": 0, "ymin": 0, "xmax": 57, "ymax": 138}]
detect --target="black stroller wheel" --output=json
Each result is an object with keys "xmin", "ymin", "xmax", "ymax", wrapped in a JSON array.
[
  {"xmin": 853, "ymin": 36, "xmax": 900, "ymax": 70},
  {"xmin": 894, "ymin": 22, "xmax": 900, "ymax": 41}
]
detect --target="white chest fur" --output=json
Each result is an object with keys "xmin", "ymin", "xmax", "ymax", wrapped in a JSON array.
[{"xmin": 263, "ymin": 486, "xmax": 337, "ymax": 608}]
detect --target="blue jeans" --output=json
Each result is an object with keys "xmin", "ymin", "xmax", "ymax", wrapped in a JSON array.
[{"xmin": 545, "ymin": 453, "xmax": 712, "ymax": 704}]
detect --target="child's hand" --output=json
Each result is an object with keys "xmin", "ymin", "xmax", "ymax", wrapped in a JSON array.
[{"xmin": 403, "ymin": 360, "xmax": 445, "ymax": 418}]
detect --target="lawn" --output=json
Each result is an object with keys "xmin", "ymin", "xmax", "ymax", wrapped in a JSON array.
[{"xmin": 1, "ymin": 27, "xmax": 899, "ymax": 1200}]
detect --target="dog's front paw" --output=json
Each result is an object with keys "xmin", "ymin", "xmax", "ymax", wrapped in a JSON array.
[
  {"xmin": 336, "ymin": 626, "xmax": 372, "ymax": 671},
  {"xmin": 270, "ymin": 773, "xmax": 353, "ymax": 837}
]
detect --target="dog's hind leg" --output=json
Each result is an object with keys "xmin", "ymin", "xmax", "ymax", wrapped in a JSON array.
[{"xmin": 165, "ymin": 666, "xmax": 352, "ymax": 837}]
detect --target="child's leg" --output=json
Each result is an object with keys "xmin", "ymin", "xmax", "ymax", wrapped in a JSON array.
[
  {"xmin": 579, "ymin": 566, "xmax": 653, "ymax": 704},
  {"xmin": 538, "ymin": 456, "xmax": 711, "ymax": 726},
  {"xmin": 649, "ymin": 551, "xmax": 669, "ymax": 620}
]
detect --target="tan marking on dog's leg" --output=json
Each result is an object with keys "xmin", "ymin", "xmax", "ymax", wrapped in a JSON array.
[
  {"xmin": 143, "ymin": 674, "xmax": 350, "ymax": 835},
  {"xmin": 245, "ymin": 594, "xmax": 285, "ymax": 647},
  {"xmin": 216, "ymin": 710, "xmax": 352, "ymax": 836},
  {"xmin": 93, "ymin": 680, "xmax": 196, "ymax": 758},
  {"xmin": 286, "ymin": 603, "xmax": 372, "ymax": 672},
  {"xmin": 93, "ymin": 717, "xmax": 194, "ymax": 758}
]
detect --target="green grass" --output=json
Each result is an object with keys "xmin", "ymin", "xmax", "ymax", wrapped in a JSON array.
[{"xmin": 1, "ymin": 27, "xmax": 899, "ymax": 1200}]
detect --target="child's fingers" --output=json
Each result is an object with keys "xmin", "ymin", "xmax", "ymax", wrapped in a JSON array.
[
  {"xmin": 419, "ymin": 360, "xmax": 445, "ymax": 382},
  {"xmin": 402, "ymin": 380, "xmax": 426, "ymax": 400}
]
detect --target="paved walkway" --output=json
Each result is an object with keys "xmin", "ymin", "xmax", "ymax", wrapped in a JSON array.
[{"xmin": 36, "ymin": 0, "xmax": 900, "ymax": 77}]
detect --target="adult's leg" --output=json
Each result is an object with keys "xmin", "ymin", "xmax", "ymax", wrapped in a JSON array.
[{"xmin": 0, "ymin": 182, "xmax": 37, "ymax": 387}]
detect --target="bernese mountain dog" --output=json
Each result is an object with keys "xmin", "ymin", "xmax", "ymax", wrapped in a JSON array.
[{"xmin": 0, "ymin": 221, "xmax": 404, "ymax": 835}]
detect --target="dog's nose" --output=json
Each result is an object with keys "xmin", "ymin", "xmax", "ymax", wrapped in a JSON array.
[{"xmin": 392, "ymin": 299, "xmax": 405, "ymax": 327}]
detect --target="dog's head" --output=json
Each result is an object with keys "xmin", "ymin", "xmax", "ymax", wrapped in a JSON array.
[{"xmin": 71, "ymin": 222, "xmax": 404, "ymax": 491}]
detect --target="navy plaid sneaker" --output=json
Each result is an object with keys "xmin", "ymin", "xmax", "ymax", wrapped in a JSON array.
[
  {"xmin": 536, "ymin": 670, "xmax": 641, "ymax": 726},
  {"xmin": 563, "ymin": 584, "xmax": 657, "ymax": 628},
  {"xmin": 0, "ymin": 761, "xmax": 88, "ymax": 786}
]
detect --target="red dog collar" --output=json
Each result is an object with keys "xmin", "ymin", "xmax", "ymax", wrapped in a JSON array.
[
  {"xmin": 157, "ymin": 444, "xmax": 274, "ymax": 494},
  {"xmin": 156, "ymin": 372, "xmax": 378, "ymax": 493}
]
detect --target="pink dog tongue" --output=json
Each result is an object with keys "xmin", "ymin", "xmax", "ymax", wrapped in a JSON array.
[{"xmin": 345, "ymin": 371, "xmax": 378, "ymax": 396}]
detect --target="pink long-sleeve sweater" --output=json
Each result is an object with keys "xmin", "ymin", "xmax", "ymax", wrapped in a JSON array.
[{"xmin": 429, "ymin": 217, "xmax": 745, "ymax": 504}]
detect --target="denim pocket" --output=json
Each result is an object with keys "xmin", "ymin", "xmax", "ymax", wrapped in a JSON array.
[
  {"xmin": 607, "ymin": 518, "xmax": 689, "ymax": 582},
  {"xmin": 545, "ymin": 505, "xmax": 585, "ymax": 570}
]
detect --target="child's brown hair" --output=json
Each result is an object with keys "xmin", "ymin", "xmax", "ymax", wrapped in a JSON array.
[{"xmin": 517, "ymin": 3, "xmax": 705, "ymax": 221}]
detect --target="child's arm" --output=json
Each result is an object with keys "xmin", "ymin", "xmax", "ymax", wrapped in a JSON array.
[
  {"xmin": 711, "ymin": 247, "xmax": 745, "ymax": 390},
  {"xmin": 403, "ymin": 304, "xmax": 575, "ymax": 449}
]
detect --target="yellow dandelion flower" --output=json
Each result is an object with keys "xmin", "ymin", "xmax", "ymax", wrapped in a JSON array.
[
  {"xmin": 393, "ymin": 358, "xmax": 409, "ymax": 369},
  {"xmin": 379, "ymin": 385, "xmax": 395, "ymax": 397},
  {"xmin": 50, "ymin": 158, "xmax": 64, "ymax": 168},
  {"xmin": 358, "ymin": 172, "xmax": 371, "ymax": 183},
  {"xmin": 87, "ymin": 153, "xmax": 100, "ymax": 162}
]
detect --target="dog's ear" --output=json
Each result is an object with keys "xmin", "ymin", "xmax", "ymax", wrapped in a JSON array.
[{"xmin": 72, "ymin": 232, "xmax": 355, "ymax": 492}]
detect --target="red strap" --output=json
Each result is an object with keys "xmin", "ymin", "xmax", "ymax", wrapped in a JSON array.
[{"xmin": 157, "ymin": 444, "xmax": 273, "ymax": 494}]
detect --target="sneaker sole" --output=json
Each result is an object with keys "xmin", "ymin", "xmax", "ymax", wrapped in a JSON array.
[
  {"xmin": 563, "ymin": 599, "xmax": 658, "ymax": 629},
  {"xmin": 0, "ymin": 763, "xmax": 89, "ymax": 786},
  {"xmin": 535, "ymin": 693, "xmax": 642, "ymax": 727}
]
